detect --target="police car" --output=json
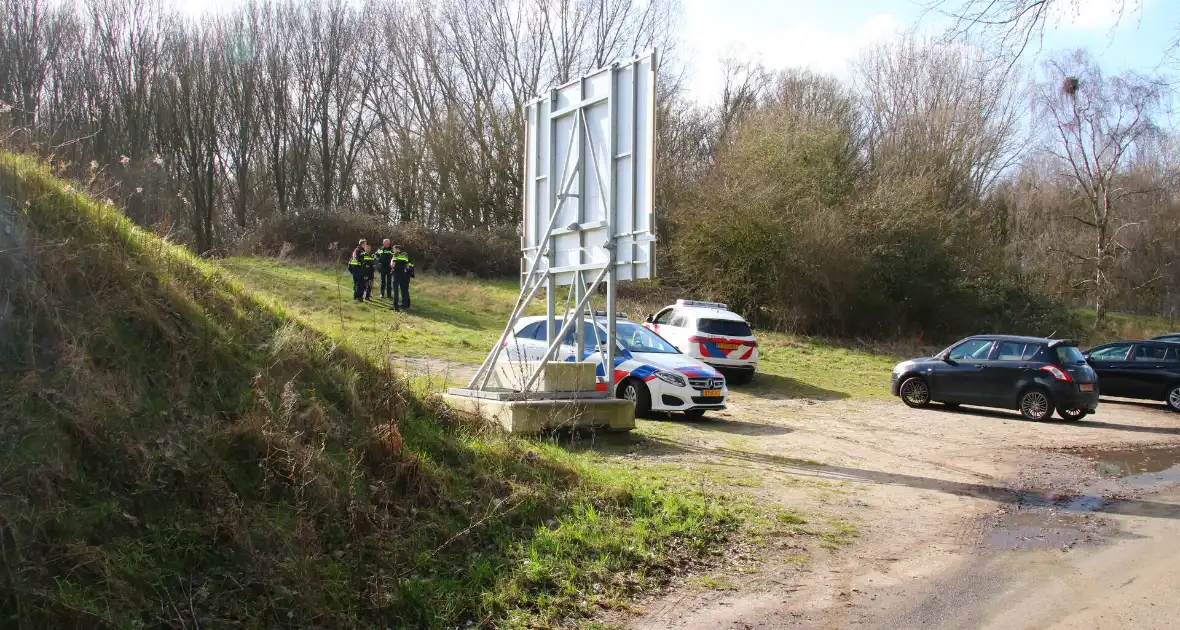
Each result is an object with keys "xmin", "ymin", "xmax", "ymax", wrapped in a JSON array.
[
  {"xmin": 501, "ymin": 312, "xmax": 728, "ymax": 418},
  {"xmin": 643, "ymin": 300, "xmax": 759, "ymax": 384}
]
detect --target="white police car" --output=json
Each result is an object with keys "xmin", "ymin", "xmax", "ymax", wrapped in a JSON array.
[
  {"xmin": 502, "ymin": 313, "xmax": 728, "ymax": 418},
  {"xmin": 643, "ymin": 300, "xmax": 759, "ymax": 384}
]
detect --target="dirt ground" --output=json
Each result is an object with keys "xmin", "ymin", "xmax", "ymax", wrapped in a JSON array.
[
  {"xmin": 609, "ymin": 390, "xmax": 1180, "ymax": 630},
  {"xmin": 411, "ymin": 356, "xmax": 1180, "ymax": 628}
]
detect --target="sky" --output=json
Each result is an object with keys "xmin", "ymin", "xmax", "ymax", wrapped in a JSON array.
[
  {"xmin": 177, "ymin": 0, "xmax": 1180, "ymax": 102},
  {"xmin": 676, "ymin": 0, "xmax": 1180, "ymax": 100}
]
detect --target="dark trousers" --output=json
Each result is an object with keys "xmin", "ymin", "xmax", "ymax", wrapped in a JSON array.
[
  {"xmin": 392, "ymin": 274, "xmax": 411, "ymax": 309},
  {"xmin": 351, "ymin": 270, "xmax": 366, "ymax": 301},
  {"xmin": 379, "ymin": 271, "xmax": 393, "ymax": 298},
  {"xmin": 365, "ymin": 273, "xmax": 374, "ymax": 299}
]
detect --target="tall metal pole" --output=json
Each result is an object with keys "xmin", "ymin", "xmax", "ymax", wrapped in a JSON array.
[
  {"xmin": 605, "ymin": 62, "xmax": 619, "ymax": 394},
  {"xmin": 546, "ymin": 89, "xmax": 558, "ymax": 364}
]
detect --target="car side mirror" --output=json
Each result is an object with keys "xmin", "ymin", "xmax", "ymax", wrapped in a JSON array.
[
  {"xmin": 940, "ymin": 354, "xmax": 956, "ymax": 365},
  {"xmin": 645, "ymin": 314, "xmax": 655, "ymax": 323}
]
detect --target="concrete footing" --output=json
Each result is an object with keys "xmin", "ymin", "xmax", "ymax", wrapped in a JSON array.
[
  {"xmin": 443, "ymin": 394, "xmax": 635, "ymax": 434},
  {"xmin": 444, "ymin": 361, "xmax": 635, "ymax": 434}
]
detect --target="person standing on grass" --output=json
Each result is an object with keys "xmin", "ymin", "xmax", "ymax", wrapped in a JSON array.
[
  {"xmin": 390, "ymin": 245, "xmax": 414, "ymax": 311},
  {"xmin": 362, "ymin": 242, "xmax": 377, "ymax": 301},
  {"xmin": 375, "ymin": 239, "xmax": 395, "ymax": 299},
  {"xmin": 348, "ymin": 239, "xmax": 368, "ymax": 302}
]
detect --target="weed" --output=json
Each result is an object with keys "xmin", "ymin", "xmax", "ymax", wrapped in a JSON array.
[{"xmin": 688, "ymin": 575, "xmax": 737, "ymax": 591}]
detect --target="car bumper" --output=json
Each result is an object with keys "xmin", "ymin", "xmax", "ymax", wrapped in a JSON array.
[
  {"xmin": 704, "ymin": 360, "xmax": 757, "ymax": 373},
  {"xmin": 649, "ymin": 383, "xmax": 729, "ymax": 412},
  {"xmin": 1051, "ymin": 383, "xmax": 1100, "ymax": 411}
]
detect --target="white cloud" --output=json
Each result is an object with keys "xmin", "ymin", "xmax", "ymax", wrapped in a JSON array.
[{"xmin": 683, "ymin": 12, "xmax": 905, "ymax": 102}]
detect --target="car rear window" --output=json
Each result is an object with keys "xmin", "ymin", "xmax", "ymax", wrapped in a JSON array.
[
  {"xmin": 697, "ymin": 318, "xmax": 752, "ymax": 337},
  {"xmin": 1055, "ymin": 346, "xmax": 1087, "ymax": 365}
]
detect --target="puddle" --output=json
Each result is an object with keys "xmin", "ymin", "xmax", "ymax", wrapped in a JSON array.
[
  {"xmin": 1071, "ymin": 445, "xmax": 1180, "ymax": 476},
  {"xmin": 983, "ymin": 505, "xmax": 1117, "ymax": 551},
  {"xmin": 1070, "ymin": 445, "xmax": 1180, "ymax": 489}
]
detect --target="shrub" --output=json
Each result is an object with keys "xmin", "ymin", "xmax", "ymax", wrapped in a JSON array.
[{"xmin": 238, "ymin": 209, "xmax": 519, "ymax": 277}]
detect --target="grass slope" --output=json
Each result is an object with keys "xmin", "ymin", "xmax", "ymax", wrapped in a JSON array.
[{"xmin": 0, "ymin": 155, "xmax": 742, "ymax": 628}]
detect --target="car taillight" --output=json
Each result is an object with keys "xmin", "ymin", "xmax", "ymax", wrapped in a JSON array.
[
  {"xmin": 688, "ymin": 336, "xmax": 706, "ymax": 343},
  {"xmin": 1040, "ymin": 365, "xmax": 1072, "ymax": 382}
]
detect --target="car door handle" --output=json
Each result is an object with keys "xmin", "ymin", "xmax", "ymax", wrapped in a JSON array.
[{"xmin": 975, "ymin": 365, "xmax": 986, "ymax": 370}]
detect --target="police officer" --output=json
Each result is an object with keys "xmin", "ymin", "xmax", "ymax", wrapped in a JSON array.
[
  {"xmin": 347, "ymin": 239, "xmax": 368, "ymax": 302},
  {"xmin": 375, "ymin": 239, "xmax": 395, "ymax": 299},
  {"xmin": 390, "ymin": 245, "xmax": 414, "ymax": 311},
  {"xmin": 361, "ymin": 242, "xmax": 377, "ymax": 301}
]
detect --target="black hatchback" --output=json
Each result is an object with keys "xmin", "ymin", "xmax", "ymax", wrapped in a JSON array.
[
  {"xmin": 890, "ymin": 335, "xmax": 1100, "ymax": 421},
  {"xmin": 1082, "ymin": 340, "xmax": 1180, "ymax": 412}
]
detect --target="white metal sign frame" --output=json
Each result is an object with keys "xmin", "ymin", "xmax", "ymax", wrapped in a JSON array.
[{"xmin": 459, "ymin": 50, "xmax": 658, "ymax": 397}]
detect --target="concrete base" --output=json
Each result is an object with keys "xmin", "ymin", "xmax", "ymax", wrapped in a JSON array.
[{"xmin": 443, "ymin": 394, "xmax": 636, "ymax": 434}]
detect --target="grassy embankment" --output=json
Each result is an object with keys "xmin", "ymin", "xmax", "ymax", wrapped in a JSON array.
[{"xmin": 0, "ymin": 154, "xmax": 755, "ymax": 629}]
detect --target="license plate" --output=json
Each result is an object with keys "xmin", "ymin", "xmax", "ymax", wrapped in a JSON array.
[
  {"xmin": 702, "ymin": 389, "xmax": 721, "ymax": 397},
  {"xmin": 1079, "ymin": 383, "xmax": 1094, "ymax": 392},
  {"xmin": 718, "ymin": 343, "xmax": 740, "ymax": 351}
]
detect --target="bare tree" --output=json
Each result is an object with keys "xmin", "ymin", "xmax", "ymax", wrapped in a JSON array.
[
  {"xmin": 855, "ymin": 36, "xmax": 1026, "ymax": 203},
  {"xmin": 1034, "ymin": 49, "xmax": 1163, "ymax": 329},
  {"xmin": 927, "ymin": 0, "xmax": 1163, "ymax": 61}
]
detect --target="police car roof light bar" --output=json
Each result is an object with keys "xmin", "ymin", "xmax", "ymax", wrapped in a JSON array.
[{"xmin": 676, "ymin": 299, "xmax": 728, "ymax": 310}]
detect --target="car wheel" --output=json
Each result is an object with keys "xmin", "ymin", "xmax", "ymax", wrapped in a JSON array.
[
  {"xmin": 684, "ymin": 409, "xmax": 707, "ymax": 420},
  {"xmin": 619, "ymin": 378, "xmax": 652, "ymax": 416},
  {"xmin": 1057, "ymin": 407, "xmax": 1087, "ymax": 421},
  {"xmin": 1167, "ymin": 384, "xmax": 1180, "ymax": 413},
  {"xmin": 899, "ymin": 376, "xmax": 931, "ymax": 408},
  {"xmin": 1019, "ymin": 389, "xmax": 1053, "ymax": 421}
]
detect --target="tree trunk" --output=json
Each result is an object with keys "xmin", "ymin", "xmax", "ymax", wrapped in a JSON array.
[{"xmin": 1094, "ymin": 238, "xmax": 1107, "ymax": 331}]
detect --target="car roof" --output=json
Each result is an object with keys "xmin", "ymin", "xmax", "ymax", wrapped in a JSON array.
[
  {"xmin": 1151, "ymin": 333, "xmax": 1180, "ymax": 339},
  {"xmin": 1094, "ymin": 339, "xmax": 1180, "ymax": 346},
  {"xmin": 668, "ymin": 305, "xmax": 747, "ymax": 322},
  {"xmin": 964, "ymin": 334, "xmax": 1060, "ymax": 344},
  {"xmin": 515, "ymin": 315, "xmax": 636, "ymax": 327}
]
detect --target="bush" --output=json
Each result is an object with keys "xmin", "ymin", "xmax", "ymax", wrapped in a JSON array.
[
  {"xmin": 663, "ymin": 103, "xmax": 1075, "ymax": 342},
  {"xmin": 238, "ymin": 209, "xmax": 519, "ymax": 277}
]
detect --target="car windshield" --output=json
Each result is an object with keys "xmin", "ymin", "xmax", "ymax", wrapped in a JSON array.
[
  {"xmin": 617, "ymin": 322, "xmax": 680, "ymax": 354},
  {"xmin": 1056, "ymin": 346, "xmax": 1087, "ymax": 365},
  {"xmin": 697, "ymin": 318, "xmax": 752, "ymax": 337}
]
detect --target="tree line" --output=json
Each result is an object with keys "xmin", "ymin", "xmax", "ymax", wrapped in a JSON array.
[
  {"xmin": 0, "ymin": 0, "xmax": 676, "ymax": 253},
  {"xmin": 2, "ymin": 0, "xmax": 1177, "ymax": 334}
]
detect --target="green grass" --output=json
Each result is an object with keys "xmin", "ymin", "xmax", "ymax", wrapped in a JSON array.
[
  {"xmin": 222, "ymin": 257, "xmax": 533, "ymax": 365},
  {"xmin": 220, "ymin": 258, "xmax": 903, "ymax": 400},
  {"xmin": 749, "ymin": 333, "xmax": 901, "ymax": 399},
  {"xmin": 0, "ymin": 154, "xmax": 747, "ymax": 629},
  {"xmin": 1074, "ymin": 309, "xmax": 1179, "ymax": 346}
]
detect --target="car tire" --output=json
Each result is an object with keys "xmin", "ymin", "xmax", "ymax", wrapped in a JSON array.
[
  {"xmin": 619, "ymin": 378, "xmax": 652, "ymax": 417},
  {"xmin": 1167, "ymin": 383, "xmax": 1180, "ymax": 413},
  {"xmin": 1057, "ymin": 407, "xmax": 1087, "ymax": 421},
  {"xmin": 1019, "ymin": 388, "xmax": 1053, "ymax": 421},
  {"xmin": 899, "ymin": 376, "xmax": 931, "ymax": 408},
  {"xmin": 684, "ymin": 409, "xmax": 707, "ymax": 420}
]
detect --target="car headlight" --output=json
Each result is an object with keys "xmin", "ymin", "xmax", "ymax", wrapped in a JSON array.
[{"xmin": 654, "ymin": 370, "xmax": 687, "ymax": 387}]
